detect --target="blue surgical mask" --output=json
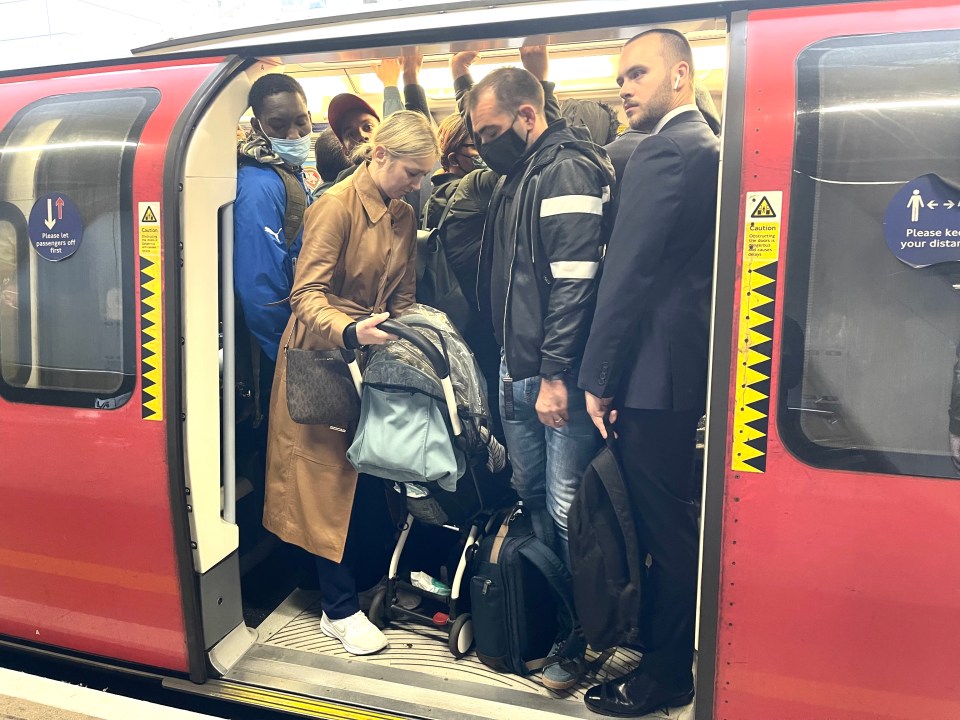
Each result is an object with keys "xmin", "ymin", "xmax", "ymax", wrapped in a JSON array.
[{"xmin": 270, "ymin": 134, "xmax": 311, "ymax": 167}]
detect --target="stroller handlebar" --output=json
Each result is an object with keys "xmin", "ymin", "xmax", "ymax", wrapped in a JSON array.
[{"xmin": 378, "ymin": 319, "xmax": 450, "ymax": 380}]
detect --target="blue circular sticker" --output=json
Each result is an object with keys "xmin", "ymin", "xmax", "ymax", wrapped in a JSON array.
[
  {"xmin": 883, "ymin": 173, "xmax": 960, "ymax": 268},
  {"xmin": 28, "ymin": 192, "xmax": 83, "ymax": 262}
]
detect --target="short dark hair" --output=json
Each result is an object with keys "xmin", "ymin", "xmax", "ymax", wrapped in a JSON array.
[
  {"xmin": 436, "ymin": 113, "xmax": 471, "ymax": 170},
  {"xmin": 313, "ymin": 128, "xmax": 351, "ymax": 181},
  {"xmin": 626, "ymin": 28, "xmax": 695, "ymax": 75},
  {"xmin": 467, "ymin": 67, "xmax": 544, "ymax": 117},
  {"xmin": 248, "ymin": 74, "xmax": 307, "ymax": 118}
]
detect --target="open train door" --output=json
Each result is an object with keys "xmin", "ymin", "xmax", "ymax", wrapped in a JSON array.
[
  {"xmin": 0, "ymin": 55, "xmax": 239, "ymax": 681},
  {"xmin": 700, "ymin": 1, "xmax": 960, "ymax": 718}
]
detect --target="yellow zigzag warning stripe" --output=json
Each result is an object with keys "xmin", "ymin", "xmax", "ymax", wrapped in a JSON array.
[
  {"xmin": 732, "ymin": 192, "xmax": 782, "ymax": 473},
  {"xmin": 732, "ymin": 262, "xmax": 776, "ymax": 472},
  {"xmin": 139, "ymin": 201, "xmax": 163, "ymax": 421}
]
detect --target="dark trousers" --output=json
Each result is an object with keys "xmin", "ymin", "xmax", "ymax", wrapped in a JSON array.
[
  {"xmin": 314, "ymin": 474, "xmax": 396, "ymax": 620},
  {"xmin": 617, "ymin": 407, "xmax": 702, "ymax": 685},
  {"xmin": 315, "ymin": 555, "xmax": 360, "ymax": 620}
]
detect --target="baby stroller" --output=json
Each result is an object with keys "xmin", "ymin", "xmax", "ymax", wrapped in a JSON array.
[{"xmin": 345, "ymin": 305, "xmax": 509, "ymax": 658}]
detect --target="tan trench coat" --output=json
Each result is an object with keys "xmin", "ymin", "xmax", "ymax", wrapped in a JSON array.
[{"xmin": 263, "ymin": 162, "xmax": 417, "ymax": 562}]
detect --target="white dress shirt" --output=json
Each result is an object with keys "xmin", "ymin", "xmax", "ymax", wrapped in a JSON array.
[{"xmin": 651, "ymin": 103, "xmax": 699, "ymax": 135}]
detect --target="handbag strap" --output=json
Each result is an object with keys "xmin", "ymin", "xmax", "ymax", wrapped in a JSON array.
[{"xmin": 283, "ymin": 202, "xmax": 359, "ymax": 353}]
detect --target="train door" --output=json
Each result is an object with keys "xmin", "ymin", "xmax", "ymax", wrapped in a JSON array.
[
  {"xmin": 700, "ymin": 1, "xmax": 960, "ymax": 718},
  {"xmin": 0, "ymin": 56, "xmax": 235, "ymax": 679}
]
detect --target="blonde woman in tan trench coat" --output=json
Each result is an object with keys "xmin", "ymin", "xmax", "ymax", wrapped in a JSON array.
[{"xmin": 264, "ymin": 110, "xmax": 439, "ymax": 655}]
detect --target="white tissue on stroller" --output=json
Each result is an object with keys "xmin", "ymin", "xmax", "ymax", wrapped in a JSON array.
[
  {"xmin": 410, "ymin": 570, "xmax": 451, "ymax": 597},
  {"xmin": 394, "ymin": 481, "xmax": 431, "ymax": 498}
]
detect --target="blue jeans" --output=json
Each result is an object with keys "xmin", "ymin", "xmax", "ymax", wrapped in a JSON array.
[{"xmin": 499, "ymin": 359, "xmax": 600, "ymax": 568}]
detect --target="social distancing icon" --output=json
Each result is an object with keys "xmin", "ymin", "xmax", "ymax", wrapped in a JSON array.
[{"xmin": 141, "ymin": 206, "xmax": 158, "ymax": 223}]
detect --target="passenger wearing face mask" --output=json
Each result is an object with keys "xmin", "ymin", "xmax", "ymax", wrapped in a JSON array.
[
  {"xmin": 233, "ymin": 74, "xmax": 312, "ymax": 580},
  {"xmin": 264, "ymin": 111, "xmax": 440, "ymax": 657},
  {"xmin": 233, "ymin": 74, "xmax": 314, "ymax": 520},
  {"xmin": 433, "ymin": 46, "xmax": 560, "ymax": 291},
  {"xmin": 235, "ymin": 73, "xmax": 313, "ymax": 373},
  {"xmin": 423, "ymin": 47, "xmax": 560, "ymax": 435},
  {"xmin": 468, "ymin": 67, "xmax": 615, "ymax": 690}
]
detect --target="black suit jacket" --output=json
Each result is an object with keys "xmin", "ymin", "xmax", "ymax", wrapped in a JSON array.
[
  {"xmin": 579, "ymin": 109, "xmax": 720, "ymax": 411},
  {"xmin": 604, "ymin": 130, "xmax": 648, "ymax": 193}
]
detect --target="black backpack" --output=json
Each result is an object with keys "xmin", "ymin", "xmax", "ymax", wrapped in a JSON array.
[
  {"xmin": 470, "ymin": 506, "xmax": 580, "ymax": 676},
  {"xmin": 417, "ymin": 192, "xmax": 470, "ymax": 333},
  {"xmin": 568, "ymin": 434, "xmax": 644, "ymax": 651}
]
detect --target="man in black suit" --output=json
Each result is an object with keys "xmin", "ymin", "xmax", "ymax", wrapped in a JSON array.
[{"xmin": 579, "ymin": 29, "xmax": 720, "ymax": 717}]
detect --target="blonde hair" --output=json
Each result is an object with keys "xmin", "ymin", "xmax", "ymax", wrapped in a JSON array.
[{"xmin": 350, "ymin": 110, "xmax": 439, "ymax": 165}]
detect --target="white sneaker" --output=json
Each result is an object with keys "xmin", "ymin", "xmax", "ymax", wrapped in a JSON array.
[{"xmin": 320, "ymin": 611, "xmax": 388, "ymax": 655}]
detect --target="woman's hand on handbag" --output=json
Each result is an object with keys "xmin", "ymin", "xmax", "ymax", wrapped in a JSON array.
[{"xmin": 356, "ymin": 312, "xmax": 398, "ymax": 346}]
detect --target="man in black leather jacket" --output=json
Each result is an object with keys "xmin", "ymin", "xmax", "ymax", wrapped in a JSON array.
[
  {"xmin": 421, "ymin": 48, "xmax": 561, "ymax": 436},
  {"xmin": 468, "ymin": 66, "xmax": 615, "ymax": 690}
]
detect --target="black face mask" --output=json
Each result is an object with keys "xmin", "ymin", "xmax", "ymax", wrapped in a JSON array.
[{"xmin": 478, "ymin": 118, "xmax": 529, "ymax": 175}]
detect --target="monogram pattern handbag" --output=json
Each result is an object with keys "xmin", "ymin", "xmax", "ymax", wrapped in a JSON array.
[{"xmin": 285, "ymin": 345, "xmax": 360, "ymax": 429}]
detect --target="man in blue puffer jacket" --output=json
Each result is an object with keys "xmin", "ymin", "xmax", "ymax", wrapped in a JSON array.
[
  {"xmin": 233, "ymin": 73, "xmax": 313, "ymax": 530},
  {"xmin": 234, "ymin": 73, "xmax": 313, "ymax": 422}
]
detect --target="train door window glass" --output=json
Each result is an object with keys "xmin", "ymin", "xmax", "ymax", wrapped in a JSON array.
[
  {"xmin": 0, "ymin": 90, "xmax": 160, "ymax": 408},
  {"xmin": 780, "ymin": 30, "xmax": 960, "ymax": 478}
]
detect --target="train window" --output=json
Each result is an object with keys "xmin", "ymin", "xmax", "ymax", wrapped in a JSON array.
[
  {"xmin": 0, "ymin": 89, "xmax": 160, "ymax": 409},
  {"xmin": 780, "ymin": 30, "xmax": 960, "ymax": 479}
]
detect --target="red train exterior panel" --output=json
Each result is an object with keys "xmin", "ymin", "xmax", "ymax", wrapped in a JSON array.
[
  {"xmin": 0, "ymin": 58, "xmax": 223, "ymax": 672},
  {"xmin": 716, "ymin": 2, "xmax": 960, "ymax": 718}
]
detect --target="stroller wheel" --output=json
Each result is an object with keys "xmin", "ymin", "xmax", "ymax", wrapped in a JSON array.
[
  {"xmin": 448, "ymin": 613, "xmax": 473, "ymax": 658},
  {"xmin": 368, "ymin": 587, "xmax": 390, "ymax": 630}
]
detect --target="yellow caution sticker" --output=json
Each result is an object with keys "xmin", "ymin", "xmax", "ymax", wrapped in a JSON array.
[
  {"xmin": 139, "ymin": 201, "xmax": 163, "ymax": 421},
  {"xmin": 732, "ymin": 192, "xmax": 782, "ymax": 473}
]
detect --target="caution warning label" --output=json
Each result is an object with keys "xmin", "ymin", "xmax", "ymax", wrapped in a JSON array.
[
  {"xmin": 732, "ymin": 191, "xmax": 782, "ymax": 473},
  {"xmin": 138, "ymin": 201, "xmax": 163, "ymax": 421},
  {"xmin": 750, "ymin": 195, "xmax": 777, "ymax": 219}
]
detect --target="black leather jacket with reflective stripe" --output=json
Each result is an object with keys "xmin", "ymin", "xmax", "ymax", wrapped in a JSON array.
[{"xmin": 478, "ymin": 121, "xmax": 616, "ymax": 381}]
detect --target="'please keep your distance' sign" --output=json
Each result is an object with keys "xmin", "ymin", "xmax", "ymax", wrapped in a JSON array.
[{"xmin": 884, "ymin": 173, "xmax": 960, "ymax": 268}]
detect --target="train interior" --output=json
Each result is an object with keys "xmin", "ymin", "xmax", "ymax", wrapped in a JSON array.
[{"xmin": 176, "ymin": 11, "xmax": 728, "ymax": 720}]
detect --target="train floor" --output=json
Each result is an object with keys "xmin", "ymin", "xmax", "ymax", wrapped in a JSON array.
[{"xmin": 219, "ymin": 587, "xmax": 695, "ymax": 720}]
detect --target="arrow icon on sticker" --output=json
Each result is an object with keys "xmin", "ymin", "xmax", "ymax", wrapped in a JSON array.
[
  {"xmin": 44, "ymin": 199, "xmax": 56, "ymax": 230},
  {"xmin": 928, "ymin": 200, "xmax": 939, "ymax": 209},
  {"xmin": 946, "ymin": 200, "xmax": 957, "ymax": 209}
]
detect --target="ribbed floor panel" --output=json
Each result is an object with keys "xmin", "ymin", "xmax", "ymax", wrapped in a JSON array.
[{"xmin": 246, "ymin": 588, "xmax": 694, "ymax": 718}]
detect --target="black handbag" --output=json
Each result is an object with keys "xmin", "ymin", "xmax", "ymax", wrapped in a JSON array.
[{"xmin": 285, "ymin": 346, "xmax": 360, "ymax": 428}]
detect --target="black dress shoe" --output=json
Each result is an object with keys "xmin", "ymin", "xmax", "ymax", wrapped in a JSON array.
[{"xmin": 584, "ymin": 668, "xmax": 694, "ymax": 717}]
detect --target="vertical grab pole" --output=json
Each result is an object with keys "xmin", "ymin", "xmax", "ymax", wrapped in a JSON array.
[{"xmin": 221, "ymin": 204, "xmax": 236, "ymax": 524}]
